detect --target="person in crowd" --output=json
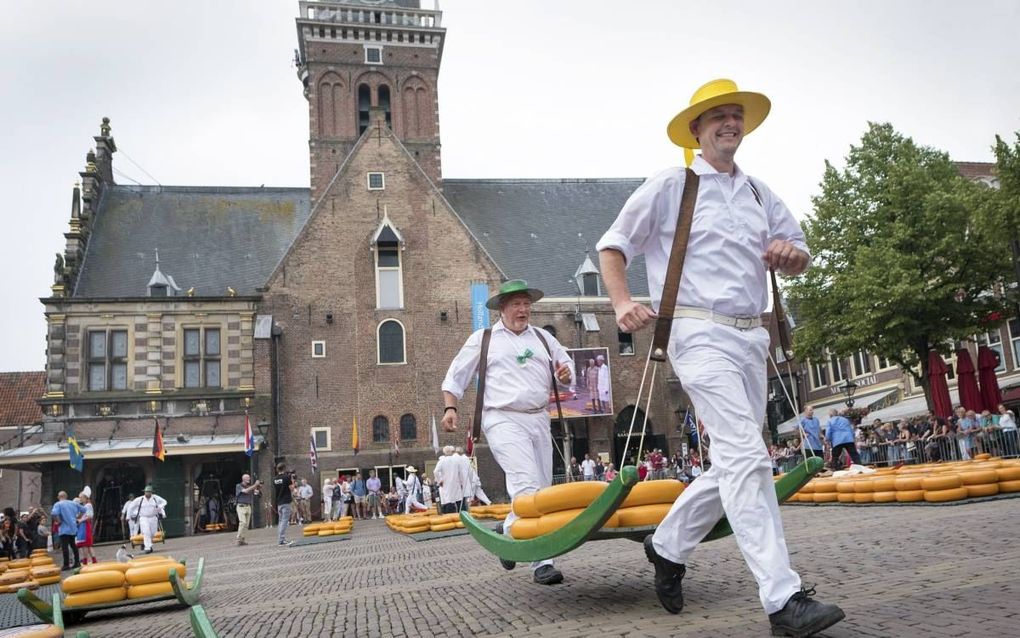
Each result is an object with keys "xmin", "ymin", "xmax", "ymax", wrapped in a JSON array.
[
  {"xmin": 272, "ymin": 463, "xmax": 295, "ymax": 546},
  {"xmin": 403, "ymin": 466, "xmax": 427, "ymax": 513},
  {"xmin": 799, "ymin": 406, "xmax": 823, "ymax": 460},
  {"xmin": 350, "ymin": 472, "xmax": 367, "ymax": 519},
  {"xmin": 604, "ymin": 462, "xmax": 618, "ymax": 482},
  {"xmin": 897, "ymin": 422, "xmax": 914, "ymax": 464},
  {"xmin": 76, "ymin": 492, "xmax": 97, "ymax": 564},
  {"xmin": 127, "ymin": 485, "xmax": 167, "ymax": 554},
  {"xmin": 580, "ymin": 453, "xmax": 597, "ymax": 481},
  {"xmin": 393, "ymin": 475, "xmax": 406, "ymax": 515},
  {"xmin": 235, "ymin": 474, "xmax": 261, "ymax": 546},
  {"xmin": 453, "ymin": 447, "xmax": 475, "ymax": 510},
  {"xmin": 322, "ymin": 478, "xmax": 335, "ymax": 522},
  {"xmin": 294, "ymin": 478, "xmax": 313, "ymax": 523},
  {"xmin": 827, "ymin": 409, "xmax": 860, "ymax": 469},
  {"xmin": 385, "ymin": 486, "xmax": 399, "ymax": 515},
  {"xmin": 1, "ymin": 514, "xmax": 17, "ymax": 560},
  {"xmin": 121, "ymin": 493, "xmax": 138, "ymax": 540},
  {"xmin": 435, "ymin": 446, "xmax": 464, "ymax": 513},
  {"xmin": 366, "ymin": 470, "xmax": 383, "ymax": 519},
  {"xmin": 585, "ymin": 359, "xmax": 600, "ymax": 413},
  {"xmin": 998, "ymin": 404, "xmax": 1018, "ymax": 456},
  {"xmin": 568, "ymin": 457, "xmax": 582, "ymax": 482},
  {"xmin": 468, "ymin": 461, "xmax": 492, "ymax": 506},
  {"xmin": 51, "ymin": 491, "xmax": 86, "ymax": 569}
]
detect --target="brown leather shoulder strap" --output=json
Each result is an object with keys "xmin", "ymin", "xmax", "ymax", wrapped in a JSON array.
[
  {"xmin": 650, "ymin": 168, "xmax": 699, "ymax": 361},
  {"xmin": 470, "ymin": 328, "xmax": 492, "ymax": 445},
  {"xmin": 749, "ymin": 178, "xmax": 795, "ymax": 361}
]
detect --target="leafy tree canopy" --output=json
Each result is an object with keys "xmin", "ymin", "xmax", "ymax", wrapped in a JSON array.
[{"xmin": 786, "ymin": 123, "xmax": 1009, "ymax": 400}]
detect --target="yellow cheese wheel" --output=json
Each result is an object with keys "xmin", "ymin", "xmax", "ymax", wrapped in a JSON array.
[
  {"xmin": 30, "ymin": 550, "xmax": 48, "ymax": 557},
  {"xmin": 966, "ymin": 483, "xmax": 999, "ymax": 498},
  {"xmin": 620, "ymin": 480, "xmax": 685, "ymax": 508},
  {"xmin": 29, "ymin": 557, "xmax": 55, "ymax": 566},
  {"xmin": 0, "ymin": 569, "xmax": 30, "ymax": 585},
  {"xmin": 127, "ymin": 581, "xmax": 174, "ymax": 599},
  {"xmin": 852, "ymin": 481, "xmax": 875, "ymax": 494},
  {"xmin": 894, "ymin": 476, "xmax": 923, "ymax": 491},
  {"xmin": 798, "ymin": 481, "xmax": 815, "ymax": 494},
  {"xmin": 511, "ymin": 494, "xmax": 542, "ymax": 518},
  {"xmin": 62, "ymin": 570, "xmax": 126, "ymax": 594},
  {"xmin": 10, "ymin": 624, "xmax": 63, "ymax": 638},
  {"xmin": 128, "ymin": 555, "xmax": 172, "ymax": 564},
  {"xmin": 333, "ymin": 527, "xmax": 351, "ymax": 535},
  {"xmin": 872, "ymin": 491, "xmax": 897, "ymax": 503},
  {"xmin": 125, "ymin": 562, "xmax": 186, "ymax": 586},
  {"xmin": 616, "ymin": 503, "xmax": 671, "ymax": 527},
  {"xmin": 813, "ymin": 492, "xmax": 838, "ymax": 503},
  {"xmin": 63, "ymin": 586, "xmax": 127, "ymax": 608},
  {"xmin": 995, "ymin": 467, "xmax": 1020, "ymax": 481},
  {"xmin": 998, "ymin": 479, "xmax": 1020, "ymax": 493},
  {"xmin": 958, "ymin": 470, "xmax": 998, "ymax": 486},
  {"xmin": 303, "ymin": 524, "xmax": 322, "ymax": 533},
  {"xmin": 813, "ymin": 480, "xmax": 838, "ymax": 493},
  {"xmin": 2, "ymin": 580, "xmax": 39, "ymax": 594},
  {"xmin": 921, "ymin": 475, "xmax": 961, "ymax": 491},
  {"xmin": 853, "ymin": 493, "xmax": 874, "ymax": 504},
  {"xmin": 837, "ymin": 493, "xmax": 855, "ymax": 503},
  {"xmin": 836, "ymin": 481, "xmax": 859, "ymax": 494},
  {"xmin": 974, "ymin": 452, "xmax": 992, "ymax": 461},
  {"xmin": 508, "ymin": 517, "xmax": 539, "ymax": 540},
  {"xmin": 535, "ymin": 508, "xmax": 586, "ymax": 535},
  {"xmin": 317, "ymin": 529, "xmax": 334, "ymax": 536},
  {"xmin": 35, "ymin": 575, "xmax": 61, "ymax": 586},
  {"xmin": 895, "ymin": 490, "xmax": 924, "ymax": 502},
  {"xmin": 8, "ymin": 559, "xmax": 31, "ymax": 569},
  {"xmin": 333, "ymin": 524, "xmax": 352, "ymax": 532},
  {"xmin": 533, "ymin": 481, "xmax": 607, "ymax": 515},
  {"xmin": 870, "ymin": 477, "xmax": 897, "ymax": 492},
  {"xmin": 30, "ymin": 566, "xmax": 60, "ymax": 578},
  {"xmin": 431, "ymin": 522, "xmax": 456, "ymax": 532},
  {"xmin": 923, "ymin": 487, "xmax": 968, "ymax": 503},
  {"xmin": 80, "ymin": 562, "xmax": 132, "ymax": 574}
]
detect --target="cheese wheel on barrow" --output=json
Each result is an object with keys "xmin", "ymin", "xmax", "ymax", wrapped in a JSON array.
[
  {"xmin": 63, "ymin": 586, "xmax": 127, "ymax": 607},
  {"xmin": 533, "ymin": 482, "xmax": 607, "ymax": 515},
  {"xmin": 62, "ymin": 570, "xmax": 126, "ymax": 593}
]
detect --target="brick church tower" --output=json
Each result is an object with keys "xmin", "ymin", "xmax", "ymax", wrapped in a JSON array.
[{"xmin": 295, "ymin": 0, "xmax": 445, "ymax": 199}]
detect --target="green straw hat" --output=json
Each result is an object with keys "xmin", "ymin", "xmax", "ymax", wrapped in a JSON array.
[{"xmin": 486, "ymin": 279, "xmax": 544, "ymax": 310}]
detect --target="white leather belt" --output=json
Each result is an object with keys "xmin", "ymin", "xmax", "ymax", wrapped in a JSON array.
[{"xmin": 674, "ymin": 306, "xmax": 763, "ymax": 330}]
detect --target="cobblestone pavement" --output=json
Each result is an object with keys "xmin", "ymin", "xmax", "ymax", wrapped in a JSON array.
[{"xmin": 10, "ymin": 499, "xmax": 1020, "ymax": 637}]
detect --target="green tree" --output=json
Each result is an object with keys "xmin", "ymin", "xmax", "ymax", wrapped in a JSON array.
[
  {"xmin": 787, "ymin": 123, "xmax": 1008, "ymax": 411},
  {"xmin": 988, "ymin": 133, "xmax": 1020, "ymax": 318}
]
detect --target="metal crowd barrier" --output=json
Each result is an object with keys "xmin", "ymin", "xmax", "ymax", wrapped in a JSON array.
[{"xmin": 856, "ymin": 429, "xmax": 1020, "ymax": 467}]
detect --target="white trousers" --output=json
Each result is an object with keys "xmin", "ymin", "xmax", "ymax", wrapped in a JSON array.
[
  {"xmin": 139, "ymin": 516, "xmax": 159, "ymax": 550},
  {"xmin": 127, "ymin": 519, "xmax": 139, "ymax": 537},
  {"xmin": 651, "ymin": 318, "xmax": 801, "ymax": 614},
  {"xmin": 483, "ymin": 409, "xmax": 554, "ymax": 570}
]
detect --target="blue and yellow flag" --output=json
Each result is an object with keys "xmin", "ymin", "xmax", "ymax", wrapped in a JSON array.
[{"xmin": 67, "ymin": 433, "xmax": 84, "ymax": 472}]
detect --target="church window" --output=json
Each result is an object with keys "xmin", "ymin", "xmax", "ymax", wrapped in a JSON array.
[
  {"xmin": 367, "ymin": 172, "xmax": 385, "ymax": 190},
  {"xmin": 365, "ymin": 45, "xmax": 383, "ymax": 64},
  {"xmin": 183, "ymin": 327, "xmax": 221, "ymax": 389},
  {"xmin": 375, "ymin": 239, "xmax": 402, "ymax": 309},
  {"xmin": 312, "ymin": 341, "xmax": 326, "ymax": 358},
  {"xmin": 87, "ymin": 329, "xmax": 128, "ymax": 392},
  {"xmin": 400, "ymin": 413, "xmax": 417, "ymax": 440},
  {"xmin": 358, "ymin": 83, "xmax": 371, "ymax": 135},
  {"xmin": 378, "ymin": 320, "xmax": 406, "ymax": 365},
  {"xmin": 372, "ymin": 416, "xmax": 390, "ymax": 443},
  {"xmin": 378, "ymin": 85, "xmax": 392, "ymax": 128}
]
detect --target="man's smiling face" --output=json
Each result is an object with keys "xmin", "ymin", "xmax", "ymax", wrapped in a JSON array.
[{"xmin": 690, "ymin": 104, "xmax": 745, "ymax": 161}]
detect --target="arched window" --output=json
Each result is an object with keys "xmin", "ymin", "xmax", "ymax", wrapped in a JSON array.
[
  {"xmin": 358, "ymin": 83, "xmax": 371, "ymax": 135},
  {"xmin": 372, "ymin": 415, "xmax": 389, "ymax": 443},
  {"xmin": 399, "ymin": 413, "xmax": 417, "ymax": 440},
  {"xmin": 372, "ymin": 216, "xmax": 404, "ymax": 309},
  {"xmin": 378, "ymin": 85, "xmax": 392, "ymax": 128},
  {"xmin": 378, "ymin": 320, "xmax": 406, "ymax": 364}
]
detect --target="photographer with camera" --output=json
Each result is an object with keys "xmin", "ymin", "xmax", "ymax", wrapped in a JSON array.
[
  {"xmin": 235, "ymin": 473, "xmax": 261, "ymax": 546},
  {"xmin": 272, "ymin": 463, "xmax": 296, "ymax": 546}
]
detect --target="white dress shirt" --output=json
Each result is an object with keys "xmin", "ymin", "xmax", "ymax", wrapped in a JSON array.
[
  {"xmin": 442, "ymin": 320, "xmax": 574, "ymax": 412},
  {"xmin": 596, "ymin": 156, "xmax": 809, "ymax": 316},
  {"xmin": 129, "ymin": 494, "xmax": 167, "ymax": 519}
]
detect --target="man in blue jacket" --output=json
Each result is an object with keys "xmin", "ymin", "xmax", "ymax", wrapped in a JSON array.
[
  {"xmin": 50, "ymin": 491, "xmax": 86, "ymax": 570},
  {"xmin": 800, "ymin": 406, "xmax": 823, "ymax": 459},
  {"xmin": 826, "ymin": 409, "xmax": 861, "ymax": 469}
]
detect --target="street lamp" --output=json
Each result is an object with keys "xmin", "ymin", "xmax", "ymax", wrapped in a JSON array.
[{"xmin": 840, "ymin": 377, "xmax": 858, "ymax": 409}]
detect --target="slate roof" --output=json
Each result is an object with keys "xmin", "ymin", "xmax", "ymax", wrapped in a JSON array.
[
  {"xmin": 74, "ymin": 186, "xmax": 311, "ymax": 298},
  {"xmin": 0, "ymin": 372, "xmax": 45, "ymax": 427},
  {"xmin": 443, "ymin": 179, "xmax": 649, "ymax": 297}
]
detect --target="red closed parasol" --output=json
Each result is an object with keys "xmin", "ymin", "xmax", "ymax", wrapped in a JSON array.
[
  {"xmin": 977, "ymin": 345, "xmax": 1003, "ymax": 410},
  {"xmin": 955, "ymin": 348, "xmax": 985, "ymax": 412},
  {"xmin": 927, "ymin": 351, "xmax": 953, "ymax": 419}
]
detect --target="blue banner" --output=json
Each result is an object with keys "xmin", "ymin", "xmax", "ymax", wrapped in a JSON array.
[{"xmin": 471, "ymin": 283, "xmax": 490, "ymax": 331}]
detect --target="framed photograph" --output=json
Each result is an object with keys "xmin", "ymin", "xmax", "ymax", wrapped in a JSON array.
[{"xmin": 548, "ymin": 347, "xmax": 613, "ymax": 419}]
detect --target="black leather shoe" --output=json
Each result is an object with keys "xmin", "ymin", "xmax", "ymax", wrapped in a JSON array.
[
  {"xmin": 494, "ymin": 522, "xmax": 516, "ymax": 571},
  {"xmin": 769, "ymin": 586, "xmax": 845, "ymax": 637},
  {"xmin": 533, "ymin": 564, "xmax": 564, "ymax": 585},
  {"xmin": 644, "ymin": 534, "xmax": 685, "ymax": 614}
]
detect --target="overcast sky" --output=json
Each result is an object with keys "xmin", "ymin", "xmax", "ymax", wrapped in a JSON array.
[{"xmin": 1, "ymin": 0, "xmax": 1018, "ymax": 372}]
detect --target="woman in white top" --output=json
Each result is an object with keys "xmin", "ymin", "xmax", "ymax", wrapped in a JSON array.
[
  {"xmin": 998, "ymin": 404, "xmax": 1018, "ymax": 457},
  {"xmin": 76, "ymin": 493, "xmax": 97, "ymax": 564}
]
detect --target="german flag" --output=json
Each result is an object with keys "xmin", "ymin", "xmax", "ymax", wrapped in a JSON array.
[{"xmin": 152, "ymin": 417, "xmax": 166, "ymax": 461}]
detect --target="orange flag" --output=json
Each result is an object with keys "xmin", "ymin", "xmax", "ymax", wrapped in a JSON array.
[
  {"xmin": 351, "ymin": 415, "xmax": 359, "ymax": 455},
  {"xmin": 152, "ymin": 418, "xmax": 166, "ymax": 462}
]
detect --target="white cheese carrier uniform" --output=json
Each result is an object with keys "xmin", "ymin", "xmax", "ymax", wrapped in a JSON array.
[
  {"xmin": 443, "ymin": 320, "xmax": 574, "ymax": 571},
  {"xmin": 597, "ymin": 156, "xmax": 809, "ymax": 614}
]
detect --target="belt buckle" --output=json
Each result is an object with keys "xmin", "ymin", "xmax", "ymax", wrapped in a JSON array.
[{"xmin": 734, "ymin": 317, "xmax": 752, "ymax": 330}]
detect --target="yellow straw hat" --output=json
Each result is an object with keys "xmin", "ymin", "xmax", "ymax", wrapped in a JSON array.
[{"xmin": 666, "ymin": 78, "xmax": 771, "ymax": 152}]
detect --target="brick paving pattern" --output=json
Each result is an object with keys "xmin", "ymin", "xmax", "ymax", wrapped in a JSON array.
[{"xmin": 4, "ymin": 499, "xmax": 1018, "ymax": 637}]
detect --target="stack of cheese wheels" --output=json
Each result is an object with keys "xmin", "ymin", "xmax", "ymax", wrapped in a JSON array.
[
  {"xmin": 204, "ymin": 523, "xmax": 225, "ymax": 532},
  {"xmin": 130, "ymin": 531, "xmax": 165, "ymax": 545},
  {"xmin": 29, "ymin": 556, "xmax": 61, "ymax": 587},
  {"xmin": 7, "ymin": 624, "xmax": 64, "ymax": 638},
  {"xmin": 61, "ymin": 569, "xmax": 127, "ymax": 607},
  {"xmin": 428, "ymin": 513, "xmax": 460, "ymax": 532},
  {"xmin": 302, "ymin": 523, "xmax": 323, "ymax": 537},
  {"xmin": 385, "ymin": 512, "xmax": 432, "ymax": 534},
  {"xmin": 0, "ymin": 567, "xmax": 36, "ymax": 594},
  {"xmin": 331, "ymin": 516, "xmax": 354, "ymax": 535},
  {"xmin": 468, "ymin": 505, "xmax": 491, "ymax": 519},
  {"xmin": 124, "ymin": 558, "xmax": 187, "ymax": 599},
  {"xmin": 508, "ymin": 480, "xmax": 685, "ymax": 539},
  {"xmin": 791, "ymin": 457, "xmax": 1020, "ymax": 505},
  {"xmin": 483, "ymin": 504, "xmax": 511, "ymax": 521}
]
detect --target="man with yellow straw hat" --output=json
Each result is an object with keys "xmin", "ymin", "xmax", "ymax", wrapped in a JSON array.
[{"xmin": 597, "ymin": 79, "xmax": 844, "ymax": 636}]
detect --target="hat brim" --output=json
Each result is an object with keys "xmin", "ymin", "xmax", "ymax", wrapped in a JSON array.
[
  {"xmin": 486, "ymin": 288, "xmax": 544, "ymax": 310},
  {"xmin": 666, "ymin": 91, "xmax": 771, "ymax": 149}
]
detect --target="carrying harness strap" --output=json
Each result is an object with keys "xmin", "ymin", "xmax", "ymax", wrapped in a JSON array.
[
  {"xmin": 470, "ymin": 328, "xmax": 567, "ymax": 447},
  {"xmin": 650, "ymin": 168, "xmax": 700, "ymax": 362}
]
